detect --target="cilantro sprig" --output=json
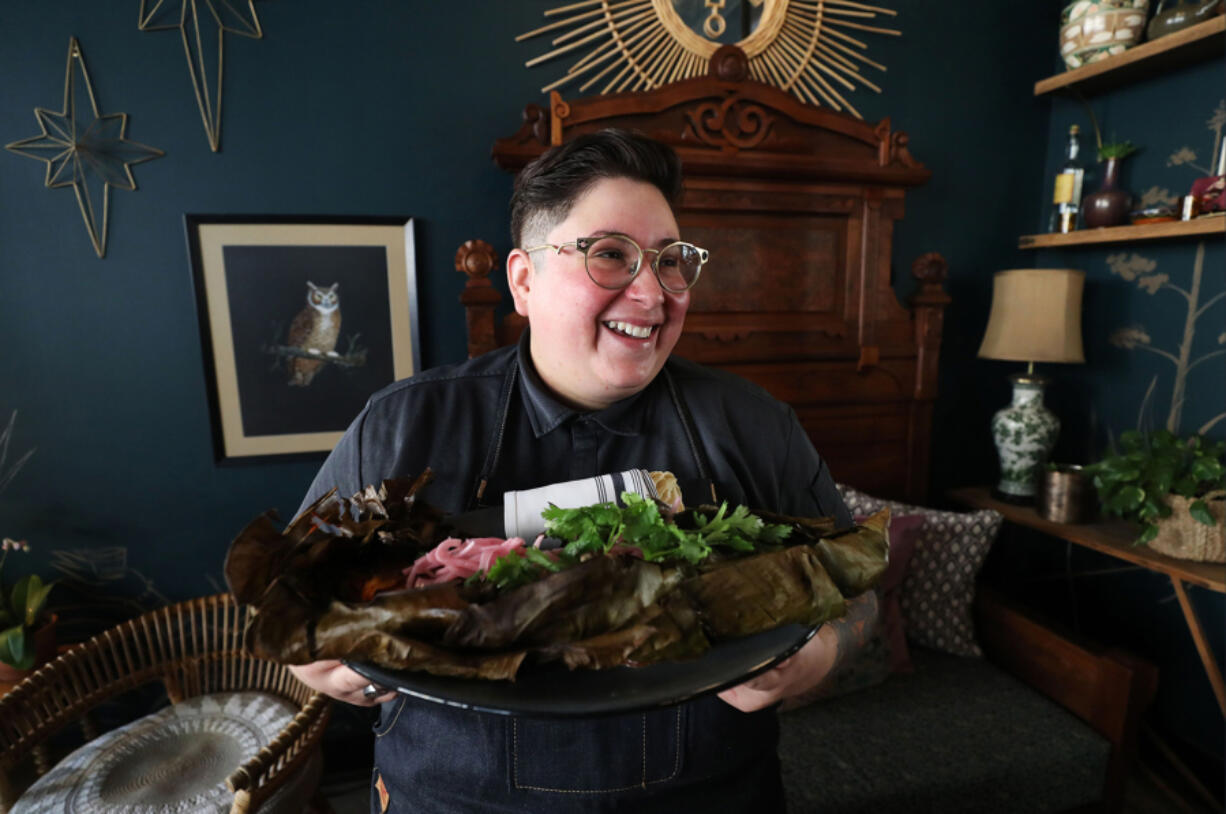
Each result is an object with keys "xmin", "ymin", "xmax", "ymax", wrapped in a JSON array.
[
  {"xmin": 467, "ymin": 492, "xmax": 792, "ymax": 589},
  {"xmin": 470, "ymin": 546, "xmax": 570, "ymax": 592},
  {"xmin": 543, "ymin": 492, "xmax": 791, "ymax": 565}
]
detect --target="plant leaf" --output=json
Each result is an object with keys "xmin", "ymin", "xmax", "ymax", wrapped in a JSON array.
[
  {"xmin": 1136, "ymin": 523, "xmax": 1159, "ymax": 545},
  {"xmin": 0, "ymin": 625, "xmax": 32, "ymax": 670},
  {"xmin": 1189, "ymin": 499, "xmax": 1217, "ymax": 527},
  {"xmin": 1191, "ymin": 458, "xmax": 1223, "ymax": 483},
  {"xmin": 1112, "ymin": 486, "xmax": 1146, "ymax": 513}
]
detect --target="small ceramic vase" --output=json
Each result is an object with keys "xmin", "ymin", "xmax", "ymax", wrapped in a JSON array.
[
  {"xmin": 1083, "ymin": 156, "xmax": 1133, "ymax": 228},
  {"xmin": 1147, "ymin": 0, "xmax": 1225, "ymax": 40},
  {"xmin": 991, "ymin": 375, "xmax": 1060, "ymax": 502}
]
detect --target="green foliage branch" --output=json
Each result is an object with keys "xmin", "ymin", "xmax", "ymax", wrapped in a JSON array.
[{"xmin": 1085, "ymin": 430, "xmax": 1226, "ymax": 545}]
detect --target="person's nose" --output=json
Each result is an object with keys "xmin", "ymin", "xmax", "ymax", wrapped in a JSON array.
[{"xmin": 623, "ymin": 254, "xmax": 666, "ymax": 305}]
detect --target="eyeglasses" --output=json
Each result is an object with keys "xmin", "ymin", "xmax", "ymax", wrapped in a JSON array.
[{"xmin": 523, "ymin": 234, "xmax": 709, "ymax": 293}]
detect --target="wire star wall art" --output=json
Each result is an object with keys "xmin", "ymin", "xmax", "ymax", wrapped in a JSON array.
[
  {"xmin": 5, "ymin": 37, "xmax": 164, "ymax": 258},
  {"xmin": 138, "ymin": 0, "xmax": 263, "ymax": 152},
  {"xmin": 517, "ymin": 0, "xmax": 900, "ymax": 120}
]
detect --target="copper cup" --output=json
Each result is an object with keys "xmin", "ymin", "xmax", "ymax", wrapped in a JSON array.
[{"xmin": 1037, "ymin": 465, "xmax": 1097, "ymax": 524}]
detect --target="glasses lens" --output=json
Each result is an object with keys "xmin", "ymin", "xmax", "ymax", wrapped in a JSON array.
[
  {"xmin": 656, "ymin": 243, "xmax": 703, "ymax": 291},
  {"xmin": 584, "ymin": 236, "xmax": 640, "ymax": 288}
]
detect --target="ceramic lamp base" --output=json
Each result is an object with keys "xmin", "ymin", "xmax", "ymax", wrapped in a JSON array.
[{"xmin": 991, "ymin": 374, "xmax": 1060, "ymax": 501}]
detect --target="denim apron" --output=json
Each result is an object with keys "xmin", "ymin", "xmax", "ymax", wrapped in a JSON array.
[{"xmin": 370, "ymin": 364, "xmax": 786, "ymax": 813}]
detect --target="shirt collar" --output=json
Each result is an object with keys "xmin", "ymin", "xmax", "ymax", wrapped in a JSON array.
[{"xmin": 516, "ymin": 329, "xmax": 651, "ymax": 438}]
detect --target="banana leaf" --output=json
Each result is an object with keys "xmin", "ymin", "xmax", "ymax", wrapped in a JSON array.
[
  {"xmin": 811, "ymin": 509, "xmax": 890, "ymax": 596},
  {"xmin": 683, "ymin": 544, "xmax": 846, "ymax": 639},
  {"xmin": 229, "ymin": 473, "xmax": 891, "ymax": 681},
  {"xmin": 443, "ymin": 556, "xmax": 682, "ymax": 649}
]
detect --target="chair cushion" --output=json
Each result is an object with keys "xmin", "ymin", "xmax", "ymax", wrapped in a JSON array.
[
  {"xmin": 778, "ymin": 647, "xmax": 1111, "ymax": 813},
  {"xmin": 13, "ymin": 691, "xmax": 318, "ymax": 814}
]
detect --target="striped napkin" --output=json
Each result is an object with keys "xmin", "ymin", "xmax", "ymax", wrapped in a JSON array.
[{"xmin": 503, "ymin": 470, "xmax": 660, "ymax": 540}]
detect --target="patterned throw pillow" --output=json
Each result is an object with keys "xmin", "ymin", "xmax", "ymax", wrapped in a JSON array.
[{"xmin": 837, "ymin": 485, "xmax": 1004, "ymax": 658}]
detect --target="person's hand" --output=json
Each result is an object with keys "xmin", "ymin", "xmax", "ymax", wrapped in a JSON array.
[
  {"xmin": 289, "ymin": 660, "xmax": 397, "ymax": 706},
  {"xmin": 717, "ymin": 626, "xmax": 838, "ymax": 713}
]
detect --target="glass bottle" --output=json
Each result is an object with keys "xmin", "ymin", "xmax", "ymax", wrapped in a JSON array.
[{"xmin": 1049, "ymin": 125, "xmax": 1085, "ymax": 233}]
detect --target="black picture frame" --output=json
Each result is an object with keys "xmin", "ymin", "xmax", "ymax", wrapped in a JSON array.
[{"xmin": 186, "ymin": 215, "xmax": 420, "ymax": 463}]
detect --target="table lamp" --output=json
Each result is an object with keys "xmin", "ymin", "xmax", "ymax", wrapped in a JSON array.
[{"xmin": 978, "ymin": 269, "xmax": 1085, "ymax": 503}]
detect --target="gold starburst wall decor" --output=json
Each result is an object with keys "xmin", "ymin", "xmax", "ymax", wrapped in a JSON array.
[
  {"xmin": 517, "ymin": 0, "xmax": 899, "ymax": 119},
  {"xmin": 6, "ymin": 38, "xmax": 164, "ymax": 258},
  {"xmin": 139, "ymin": 0, "xmax": 263, "ymax": 152}
]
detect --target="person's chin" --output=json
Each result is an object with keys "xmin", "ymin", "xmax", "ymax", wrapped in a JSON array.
[{"xmin": 599, "ymin": 360, "xmax": 663, "ymax": 396}]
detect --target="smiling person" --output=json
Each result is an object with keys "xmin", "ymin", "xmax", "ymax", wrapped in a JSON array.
[{"xmin": 289, "ymin": 129, "xmax": 870, "ymax": 814}]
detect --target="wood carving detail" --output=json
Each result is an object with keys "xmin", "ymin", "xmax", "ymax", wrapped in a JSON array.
[
  {"xmin": 708, "ymin": 43, "xmax": 750, "ymax": 83},
  {"xmin": 684, "ymin": 96, "xmax": 775, "ymax": 151},
  {"xmin": 455, "ymin": 239, "xmax": 497, "ymax": 282}
]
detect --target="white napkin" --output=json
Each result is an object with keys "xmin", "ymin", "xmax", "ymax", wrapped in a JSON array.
[{"xmin": 503, "ymin": 470, "xmax": 660, "ymax": 540}]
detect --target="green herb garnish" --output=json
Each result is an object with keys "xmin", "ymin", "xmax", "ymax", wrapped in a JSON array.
[
  {"xmin": 469, "ymin": 492, "xmax": 793, "ymax": 589},
  {"xmin": 468, "ymin": 546, "xmax": 571, "ymax": 592}
]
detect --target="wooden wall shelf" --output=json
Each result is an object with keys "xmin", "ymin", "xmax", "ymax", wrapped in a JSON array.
[
  {"xmin": 1035, "ymin": 15, "xmax": 1225, "ymax": 97},
  {"xmin": 949, "ymin": 486, "xmax": 1225, "ymax": 592},
  {"xmin": 1019, "ymin": 216, "xmax": 1225, "ymax": 249}
]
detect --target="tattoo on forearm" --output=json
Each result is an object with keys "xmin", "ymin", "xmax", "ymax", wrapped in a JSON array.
[{"xmin": 827, "ymin": 592, "xmax": 880, "ymax": 674}]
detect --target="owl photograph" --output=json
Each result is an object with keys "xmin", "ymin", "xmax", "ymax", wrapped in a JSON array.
[
  {"xmin": 285, "ymin": 280, "xmax": 342, "ymax": 387},
  {"xmin": 218, "ymin": 242, "xmax": 401, "ymax": 441}
]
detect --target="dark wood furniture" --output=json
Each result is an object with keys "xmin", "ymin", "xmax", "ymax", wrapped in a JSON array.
[
  {"xmin": 458, "ymin": 46, "xmax": 950, "ymax": 504},
  {"xmin": 951, "ymin": 485, "xmax": 1226, "ymax": 718}
]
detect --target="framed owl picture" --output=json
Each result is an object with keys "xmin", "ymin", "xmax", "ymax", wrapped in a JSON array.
[{"xmin": 186, "ymin": 215, "xmax": 420, "ymax": 462}]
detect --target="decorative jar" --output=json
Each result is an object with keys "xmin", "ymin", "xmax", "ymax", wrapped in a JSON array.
[{"xmin": 1060, "ymin": 0, "xmax": 1150, "ymax": 70}]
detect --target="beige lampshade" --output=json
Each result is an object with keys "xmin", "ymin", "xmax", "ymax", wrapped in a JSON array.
[{"xmin": 978, "ymin": 269, "xmax": 1086, "ymax": 363}]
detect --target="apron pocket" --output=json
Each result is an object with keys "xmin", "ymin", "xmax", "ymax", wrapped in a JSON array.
[
  {"xmin": 372, "ymin": 695, "xmax": 408, "ymax": 738},
  {"xmin": 510, "ymin": 708, "xmax": 683, "ymax": 794}
]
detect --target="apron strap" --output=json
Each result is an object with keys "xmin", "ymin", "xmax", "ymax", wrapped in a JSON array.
[
  {"xmin": 662, "ymin": 366, "xmax": 719, "ymax": 504},
  {"xmin": 471, "ymin": 361, "xmax": 519, "ymax": 510},
  {"xmin": 472, "ymin": 360, "xmax": 718, "ymax": 508}
]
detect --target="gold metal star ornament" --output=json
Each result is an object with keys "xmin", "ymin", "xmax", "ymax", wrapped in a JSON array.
[
  {"xmin": 139, "ymin": 0, "xmax": 263, "ymax": 152},
  {"xmin": 5, "ymin": 38, "xmax": 164, "ymax": 258}
]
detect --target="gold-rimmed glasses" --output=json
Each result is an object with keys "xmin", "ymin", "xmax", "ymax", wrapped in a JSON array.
[{"xmin": 523, "ymin": 233, "xmax": 709, "ymax": 293}]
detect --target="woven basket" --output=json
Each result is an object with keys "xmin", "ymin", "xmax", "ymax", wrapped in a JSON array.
[{"xmin": 1148, "ymin": 491, "xmax": 1226, "ymax": 563}]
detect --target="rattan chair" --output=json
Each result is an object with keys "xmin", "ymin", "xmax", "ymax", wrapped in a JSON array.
[{"xmin": 0, "ymin": 594, "xmax": 331, "ymax": 813}]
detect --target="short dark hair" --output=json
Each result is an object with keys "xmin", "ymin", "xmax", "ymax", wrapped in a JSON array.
[{"xmin": 510, "ymin": 128, "xmax": 683, "ymax": 247}]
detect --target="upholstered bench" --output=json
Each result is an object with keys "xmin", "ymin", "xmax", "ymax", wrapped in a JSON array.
[{"xmin": 778, "ymin": 591, "xmax": 1156, "ymax": 814}]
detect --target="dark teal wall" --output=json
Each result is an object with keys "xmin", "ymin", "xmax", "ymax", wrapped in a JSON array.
[{"xmin": 1, "ymin": 0, "xmax": 1220, "ymax": 776}]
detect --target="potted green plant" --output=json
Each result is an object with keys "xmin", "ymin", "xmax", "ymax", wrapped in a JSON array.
[
  {"xmin": 0, "ymin": 538, "xmax": 56, "ymax": 677},
  {"xmin": 1085, "ymin": 430, "xmax": 1226, "ymax": 560}
]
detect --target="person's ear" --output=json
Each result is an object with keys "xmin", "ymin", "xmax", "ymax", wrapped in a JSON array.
[{"xmin": 507, "ymin": 248, "xmax": 533, "ymax": 317}]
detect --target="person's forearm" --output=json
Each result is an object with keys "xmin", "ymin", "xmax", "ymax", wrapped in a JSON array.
[{"xmin": 809, "ymin": 591, "xmax": 879, "ymax": 690}]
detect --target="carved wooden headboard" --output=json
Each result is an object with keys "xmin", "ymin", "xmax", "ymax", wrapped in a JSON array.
[{"xmin": 457, "ymin": 46, "xmax": 949, "ymax": 503}]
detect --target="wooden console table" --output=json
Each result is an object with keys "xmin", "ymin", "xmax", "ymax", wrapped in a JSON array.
[{"xmin": 949, "ymin": 486, "xmax": 1226, "ymax": 717}]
